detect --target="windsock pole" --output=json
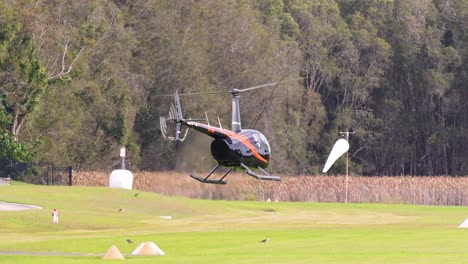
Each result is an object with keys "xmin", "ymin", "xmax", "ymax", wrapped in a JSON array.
[{"xmin": 339, "ymin": 130, "xmax": 356, "ymax": 204}]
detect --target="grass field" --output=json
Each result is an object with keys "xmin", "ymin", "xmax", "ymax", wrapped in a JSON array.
[{"xmin": 1, "ymin": 182, "xmax": 468, "ymax": 263}]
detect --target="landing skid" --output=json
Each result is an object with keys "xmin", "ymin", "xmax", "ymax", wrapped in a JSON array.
[
  {"xmin": 240, "ymin": 163, "xmax": 281, "ymax": 181},
  {"xmin": 190, "ymin": 164, "xmax": 231, "ymax": 185},
  {"xmin": 190, "ymin": 163, "xmax": 281, "ymax": 184}
]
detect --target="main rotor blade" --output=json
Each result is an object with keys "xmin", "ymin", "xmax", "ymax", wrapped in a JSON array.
[
  {"xmin": 153, "ymin": 77, "xmax": 303, "ymax": 96},
  {"xmin": 239, "ymin": 78, "xmax": 303, "ymax": 92},
  {"xmin": 178, "ymin": 91, "xmax": 229, "ymax": 96},
  {"xmin": 155, "ymin": 91, "xmax": 229, "ymax": 97}
]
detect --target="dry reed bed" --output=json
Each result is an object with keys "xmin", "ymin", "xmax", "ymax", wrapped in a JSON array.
[{"xmin": 73, "ymin": 171, "xmax": 468, "ymax": 205}]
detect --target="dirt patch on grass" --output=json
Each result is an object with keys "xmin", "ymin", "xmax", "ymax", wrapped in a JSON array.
[{"xmin": 0, "ymin": 202, "xmax": 42, "ymax": 211}]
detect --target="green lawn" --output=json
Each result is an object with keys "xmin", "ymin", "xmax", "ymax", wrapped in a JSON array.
[{"xmin": 1, "ymin": 183, "xmax": 468, "ymax": 263}]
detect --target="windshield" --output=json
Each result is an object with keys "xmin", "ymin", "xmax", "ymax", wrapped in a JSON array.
[{"xmin": 257, "ymin": 133, "xmax": 271, "ymax": 154}]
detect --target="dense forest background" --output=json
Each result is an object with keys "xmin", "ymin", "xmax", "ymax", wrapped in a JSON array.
[{"xmin": 0, "ymin": 0, "xmax": 466, "ymax": 176}]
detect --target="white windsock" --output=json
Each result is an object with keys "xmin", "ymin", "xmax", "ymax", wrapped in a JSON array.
[{"xmin": 322, "ymin": 138, "xmax": 350, "ymax": 173}]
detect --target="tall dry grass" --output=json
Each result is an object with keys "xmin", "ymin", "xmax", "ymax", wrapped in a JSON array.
[{"xmin": 73, "ymin": 171, "xmax": 468, "ymax": 205}]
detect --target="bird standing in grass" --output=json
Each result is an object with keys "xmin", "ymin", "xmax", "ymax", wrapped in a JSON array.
[
  {"xmin": 134, "ymin": 192, "xmax": 140, "ymax": 197},
  {"xmin": 126, "ymin": 238, "xmax": 133, "ymax": 244},
  {"xmin": 260, "ymin": 238, "xmax": 269, "ymax": 243},
  {"xmin": 118, "ymin": 208, "xmax": 125, "ymax": 212}
]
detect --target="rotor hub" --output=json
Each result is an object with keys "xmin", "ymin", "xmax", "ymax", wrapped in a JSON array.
[{"xmin": 230, "ymin": 89, "xmax": 240, "ymax": 97}]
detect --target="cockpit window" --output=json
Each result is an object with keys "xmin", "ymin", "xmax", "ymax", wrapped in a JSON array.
[
  {"xmin": 258, "ymin": 133, "xmax": 271, "ymax": 153},
  {"xmin": 252, "ymin": 134, "xmax": 261, "ymax": 148}
]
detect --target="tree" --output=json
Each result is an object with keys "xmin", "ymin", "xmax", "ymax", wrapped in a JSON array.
[
  {"xmin": 0, "ymin": 97, "xmax": 32, "ymax": 179},
  {"xmin": 1, "ymin": 0, "xmax": 466, "ymax": 176},
  {"xmin": 0, "ymin": 4, "xmax": 48, "ymax": 141},
  {"xmin": 20, "ymin": 0, "xmax": 140, "ymax": 169}
]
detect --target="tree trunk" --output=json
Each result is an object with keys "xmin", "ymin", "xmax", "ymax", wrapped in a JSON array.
[{"xmin": 11, "ymin": 106, "xmax": 25, "ymax": 142}]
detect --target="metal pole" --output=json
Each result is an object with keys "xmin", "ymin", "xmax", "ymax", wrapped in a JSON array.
[
  {"xmin": 344, "ymin": 132, "xmax": 349, "ymax": 204},
  {"xmin": 46, "ymin": 163, "xmax": 50, "ymax": 185},
  {"xmin": 51, "ymin": 164, "xmax": 54, "ymax": 186},
  {"xmin": 120, "ymin": 147, "xmax": 126, "ymax": 170},
  {"xmin": 68, "ymin": 166, "xmax": 73, "ymax": 186},
  {"xmin": 121, "ymin": 157, "xmax": 125, "ymax": 170}
]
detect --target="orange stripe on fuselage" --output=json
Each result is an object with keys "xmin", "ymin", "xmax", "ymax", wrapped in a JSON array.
[{"xmin": 209, "ymin": 126, "xmax": 234, "ymax": 137}]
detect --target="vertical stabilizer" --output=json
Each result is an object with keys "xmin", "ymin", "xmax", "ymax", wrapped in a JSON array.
[
  {"xmin": 174, "ymin": 90, "xmax": 183, "ymax": 122},
  {"xmin": 174, "ymin": 90, "xmax": 184, "ymax": 142}
]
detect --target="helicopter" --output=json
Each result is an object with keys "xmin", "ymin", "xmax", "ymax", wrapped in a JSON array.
[{"xmin": 159, "ymin": 80, "xmax": 299, "ymax": 184}]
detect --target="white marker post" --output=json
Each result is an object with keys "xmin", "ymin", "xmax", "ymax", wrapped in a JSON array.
[{"xmin": 52, "ymin": 208, "xmax": 59, "ymax": 223}]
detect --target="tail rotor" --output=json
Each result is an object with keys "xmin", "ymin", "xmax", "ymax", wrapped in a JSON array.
[{"xmin": 159, "ymin": 90, "xmax": 188, "ymax": 142}]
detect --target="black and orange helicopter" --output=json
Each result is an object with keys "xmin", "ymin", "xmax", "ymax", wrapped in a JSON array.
[{"xmin": 159, "ymin": 80, "xmax": 299, "ymax": 184}]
